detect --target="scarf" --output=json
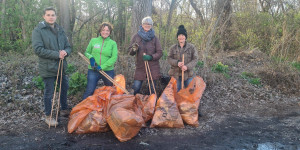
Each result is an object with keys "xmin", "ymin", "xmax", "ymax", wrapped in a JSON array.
[{"xmin": 137, "ymin": 26, "xmax": 155, "ymax": 42}]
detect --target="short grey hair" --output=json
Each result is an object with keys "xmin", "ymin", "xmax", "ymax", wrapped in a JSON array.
[{"xmin": 142, "ymin": 16, "xmax": 153, "ymax": 26}]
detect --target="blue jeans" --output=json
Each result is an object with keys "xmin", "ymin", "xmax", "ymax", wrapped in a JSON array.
[
  {"xmin": 132, "ymin": 80, "xmax": 156, "ymax": 95},
  {"xmin": 82, "ymin": 69, "xmax": 115, "ymax": 100},
  {"xmin": 176, "ymin": 77, "xmax": 193, "ymax": 92},
  {"xmin": 43, "ymin": 75, "xmax": 69, "ymax": 116}
]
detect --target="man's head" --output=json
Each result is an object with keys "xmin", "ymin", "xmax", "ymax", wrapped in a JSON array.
[{"xmin": 43, "ymin": 7, "xmax": 56, "ymax": 25}]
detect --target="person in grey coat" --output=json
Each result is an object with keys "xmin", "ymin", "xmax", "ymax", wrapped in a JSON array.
[{"xmin": 32, "ymin": 7, "xmax": 71, "ymax": 126}]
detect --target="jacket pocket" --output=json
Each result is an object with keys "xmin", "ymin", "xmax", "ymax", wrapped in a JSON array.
[{"xmin": 47, "ymin": 59, "xmax": 59, "ymax": 73}]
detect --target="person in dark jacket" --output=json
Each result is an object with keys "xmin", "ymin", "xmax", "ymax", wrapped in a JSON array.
[
  {"xmin": 167, "ymin": 25, "xmax": 198, "ymax": 91},
  {"xmin": 82, "ymin": 22, "xmax": 118, "ymax": 100},
  {"xmin": 32, "ymin": 7, "xmax": 71, "ymax": 126},
  {"xmin": 128, "ymin": 16, "xmax": 162, "ymax": 95}
]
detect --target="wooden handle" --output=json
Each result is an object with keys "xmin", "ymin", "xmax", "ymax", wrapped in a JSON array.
[{"xmin": 181, "ymin": 54, "xmax": 184, "ymax": 90}]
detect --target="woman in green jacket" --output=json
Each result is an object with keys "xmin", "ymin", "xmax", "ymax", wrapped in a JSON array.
[{"xmin": 82, "ymin": 22, "xmax": 118, "ymax": 100}]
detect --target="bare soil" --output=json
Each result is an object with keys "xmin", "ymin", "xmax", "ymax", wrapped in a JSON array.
[{"xmin": 0, "ymin": 49, "xmax": 300, "ymax": 149}]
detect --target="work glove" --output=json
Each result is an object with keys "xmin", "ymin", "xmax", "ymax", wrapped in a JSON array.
[
  {"xmin": 132, "ymin": 43, "xmax": 139, "ymax": 52},
  {"xmin": 96, "ymin": 65, "xmax": 102, "ymax": 71},
  {"xmin": 143, "ymin": 55, "xmax": 153, "ymax": 61},
  {"xmin": 90, "ymin": 57, "xmax": 96, "ymax": 68}
]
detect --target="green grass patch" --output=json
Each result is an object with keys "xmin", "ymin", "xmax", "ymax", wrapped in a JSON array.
[
  {"xmin": 241, "ymin": 71, "xmax": 262, "ymax": 86},
  {"xmin": 291, "ymin": 62, "xmax": 300, "ymax": 71}
]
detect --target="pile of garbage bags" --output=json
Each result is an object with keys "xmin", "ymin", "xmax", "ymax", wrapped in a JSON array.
[{"xmin": 68, "ymin": 75, "xmax": 206, "ymax": 142}]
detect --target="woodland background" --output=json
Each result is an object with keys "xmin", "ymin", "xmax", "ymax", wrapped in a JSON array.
[{"xmin": 1, "ymin": 0, "xmax": 300, "ymax": 95}]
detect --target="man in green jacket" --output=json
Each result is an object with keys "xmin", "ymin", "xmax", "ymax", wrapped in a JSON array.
[{"xmin": 32, "ymin": 7, "xmax": 71, "ymax": 126}]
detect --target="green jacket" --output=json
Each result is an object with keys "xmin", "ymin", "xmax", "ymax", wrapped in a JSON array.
[
  {"xmin": 84, "ymin": 36, "xmax": 118, "ymax": 71},
  {"xmin": 32, "ymin": 21, "xmax": 71, "ymax": 78}
]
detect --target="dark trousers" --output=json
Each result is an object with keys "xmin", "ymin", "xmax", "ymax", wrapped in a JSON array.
[
  {"xmin": 82, "ymin": 69, "xmax": 114, "ymax": 100},
  {"xmin": 43, "ymin": 75, "xmax": 69, "ymax": 116},
  {"xmin": 132, "ymin": 80, "xmax": 156, "ymax": 95}
]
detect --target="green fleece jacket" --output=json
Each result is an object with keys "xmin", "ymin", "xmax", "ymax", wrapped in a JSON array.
[{"xmin": 84, "ymin": 36, "xmax": 118, "ymax": 71}]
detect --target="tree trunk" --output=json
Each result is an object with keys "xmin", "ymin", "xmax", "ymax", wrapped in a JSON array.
[
  {"xmin": 1, "ymin": 0, "xmax": 6, "ymax": 39},
  {"xmin": 162, "ymin": 0, "xmax": 177, "ymax": 50},
  {"xmin": 189, "ymin": 0, "xmax": 205, "ymax": 26},
  {"xmin": 131, "ymin": 0, "xmax": 152, "ymax": 35},
  {"xmin": 57, "ymin": 0, "xmax": 71, "ymax": 44},
  {"xmin": 19, "ymin": 0, "xmax": 26, "ymax": 41},
  {"xmin": 116, "ymin": 0, "xmax": 126, "ymax": 47}
]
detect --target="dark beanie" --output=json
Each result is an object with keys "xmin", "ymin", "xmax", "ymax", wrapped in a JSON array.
[{"xmin": 176, "ymin": 25, "xmax": 187, "ymax": 39}]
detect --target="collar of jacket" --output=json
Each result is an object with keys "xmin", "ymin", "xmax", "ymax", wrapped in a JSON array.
[
  {"xmin": 176, "ymin": 41, "xmax": 188, "ymax": 53},
  {"xmin": 38, "ymin": 21, "xmax": 60, "ymax": 31},
  {"xmin": 97, "ymin": 36, "xmax": 111, "ymax": 41},
  {"xmin": 177, "ymin": 41, "xmax": 187, "ymax": 48}
]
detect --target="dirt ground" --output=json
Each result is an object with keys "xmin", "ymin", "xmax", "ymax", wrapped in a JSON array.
[{"xmin": 0, "ymin": 50, "xmax": 300, "ymax": 149}]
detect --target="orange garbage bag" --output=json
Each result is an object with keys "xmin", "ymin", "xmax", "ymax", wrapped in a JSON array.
[
  {"xmin": 70, "ymin": 86, "xmax": 114, "ymax": 116},
  {"xmin": 68, "ymin": 86, "xmax": 114, "ymax": 133},
  {"xmin": 135, "ymin": 94, "xmax": 157, "ymax": 123},
  {"xmin": 150, "ymin": 77, "xmax": 184, "ymax": 128},
  {"xmin": 76, "ymin": 110, "xmax": 110, "ymax": 134},
  {"xmin": 106, "ymin": 94, "xmax": 144, "ymax": 142},
  {"xmin": 176, "ymin": 76, "xmax": 206, "ymax": 127},
  {"xmin": 114, "ymin": 74, "xmax": 126, "ymax": 95}
]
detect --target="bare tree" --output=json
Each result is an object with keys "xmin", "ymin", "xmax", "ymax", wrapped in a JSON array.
[
  {"xmin": 131, "ymin": 0, "xmax": 152, "ymax": 35},
  {"xmin": 56, "ymin": 0, "xmax": 71, "ymax": 40},
  {"xmin": 162, "ymin": 0, "xmax": 177, "ymax": 50},
  {"xmin": 189, "ymin": 0, "xmax": 205, "ymax": 26},
  {"xmin": 19, "ymin": 0, "xmax": 26, "ymax": 41}
]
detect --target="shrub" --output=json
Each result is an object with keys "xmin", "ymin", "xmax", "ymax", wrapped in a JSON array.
[
  {"xmin": 32, "ymin": 76, "xmax": 44, "ymax": 90},
  {"xmin": 212, "ymin": 62, "xmax": 230, "ymax": 78},
  {"xmin": 68, "ymin": 71, "xmax": 87, "ymax": 95},
  {"xmin": 196, "ymin": 61, "xmax": 204, "ymax": 68},
  {"xmin": 66, "ymin": 63, "xmax": 76, "ymax": 75}
]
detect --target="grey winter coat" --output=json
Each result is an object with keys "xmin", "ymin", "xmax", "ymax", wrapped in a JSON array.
[{"xmin": 32, "ymin": 21, "xmax": 71, "ymax": 78}]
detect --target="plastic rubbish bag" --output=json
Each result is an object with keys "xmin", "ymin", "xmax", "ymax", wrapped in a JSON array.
[
  {"xmin": 150, "ymin": 77, "xmax": 184, "ymax": 128},
  {"xmin": 176, "ymin": 76, "xmax": 206, "ymax": 127},
  {"xmin": 106, "ymin": 94, "xmax": 144, "ymax": 142}
]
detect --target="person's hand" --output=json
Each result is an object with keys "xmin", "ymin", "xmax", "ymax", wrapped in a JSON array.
[
  {"xmin": 90, "ymin": 57, "xmax": 96, "ymax": 68},
  {"xmin": 181, "ymin": 65, "xmax": 187, "ymax": 71},
  {"xmin": 96, "ymin": 65, "xmax": 102, "ymax": 71},
  {"xmin": 59, "ymin": 50, "xmax": 67, "ymax": 59},
  {"xmin": 143, "ymin": 55, "xmax": 152, "ymax": 61},
  {"xmin": 132, "ymin": 43, "xmax": 139, "ymax": 52},
  {"xmin": 178, "ymin": 61, "xmax": 184, "ymax": 67}
]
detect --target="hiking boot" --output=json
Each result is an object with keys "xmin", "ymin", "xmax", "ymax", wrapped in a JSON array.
[
  {"xmin": 60, "ymin": 109, "xmax": 70, "ymax": 117},
  {"xmin": 43, "ymin": 115, "xmax": 58, "ymax": 126}
]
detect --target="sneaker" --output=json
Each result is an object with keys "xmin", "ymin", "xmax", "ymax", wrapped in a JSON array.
[
  {"xmin": 60, "ymin": 109, "xmax": 70, "ymax": 117},
  {"xmin": 43, "ymin": 115, "xmax": 58, "ymax": 126}
]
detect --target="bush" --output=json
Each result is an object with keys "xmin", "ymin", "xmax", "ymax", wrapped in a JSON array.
[
  {"xmin": 212, "ymin": 62, "xmax": 230, "ymax": 78},
  {"xmin": 66, "ymin": 63, "xmax": 76, "ymax": 75},
  {"xmin": 196, "ymin": 61, "xmax": 204, "ymax": 68},
  {"xmin": 68, "ymin": 71, "xmax": 87, "ymax": 95},
  {"xmin": 32, "ymin": 76, "xmax": 44, "ymax": 90}
]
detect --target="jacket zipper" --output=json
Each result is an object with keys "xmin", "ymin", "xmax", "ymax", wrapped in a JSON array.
[{"xmin": 99, "ymin": 39, "xmax": 104, "ymax": 65}]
